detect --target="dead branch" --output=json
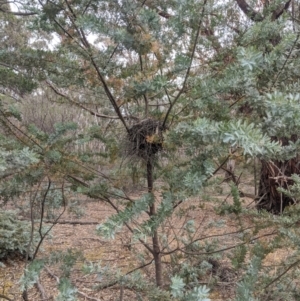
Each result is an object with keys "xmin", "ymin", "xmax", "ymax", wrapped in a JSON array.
[
  {"xmin": 19, "ymin": 217, "xmax": 99, "ymax": 225},
  {"xmin": 269, "ymin": 176, "xmax": 294, "ymax": 182},
  {"xmin": 43, "ymin": 220, "xmax": 99, "ymax": 225},
  {"xmin": 35, "ymin": 278, "xmax": 48, "ymax": 300},
  {"xmin": 77, "ymin": 291, "xmax": 101, "ymax": 301},
  {"xmin": 0, "ymin": 294, "xmax": 14, "ymax": 301},
  {"xmin": 181, "ymin": 230, "xmax": 277, "ymax": 256},
  {"xmin": 45, "ymin": 266, "xmax": 59, "ymax": 284}
]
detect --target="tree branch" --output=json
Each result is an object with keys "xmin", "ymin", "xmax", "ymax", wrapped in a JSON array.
[
  {"xmin": 272, "ymin": 0, "xmax": 292, "ymax": 20},
  {"xmin": 61, "ymin": 2, "xmax": 130, "ymax": 132},
  {"xmin": 43, "ymin": 220, "xmax": 99, "ymax": 225},
  {"xmin": 46, "ymin": 81, "xmax": 138, "ymax": 121},
  {"xmin": 32, "ymin": 180, "xmax": 67, "ymax": 260},
  {"xmin": 0, "ymin": 8, "xmax": 37, "ymax": 16},
  {"xmin": 235, "ymin": 0, "xmax": 264, "ymax": 21},
  {"xmin": 96, "ymin": 258, "xmax": 154, "ymax": 290},
  {"xmin": 236, "ymin": 0, "xmax": 292, "ymax": 22},
  {"xmin": 49, "ymin": 5, "xmax": 130, "ymax": 132},
  {"xmin": 77, "ymin": 291, "xmax": 101, "ymax": 301},
  {"xmin": 140, "ymin": 0, "xmax": 171, "ymax": 19},
  {"xmin": 264, "ymin": 259, "xmax": 300, "ymax": 289},
  {"xmin": 35, "ymin": 278, "xmax": 47, "ymax": 300},
  {"xmin": 103, "ymin": 196, "xmax": 154, "ymax": 254},
  {"xmin": 162, "ymin": 0, "xmax": 208, "ymax": 128}
]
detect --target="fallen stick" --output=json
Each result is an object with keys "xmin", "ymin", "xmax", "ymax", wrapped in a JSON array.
[{"xmin": 35, "ymin": 278, "xmax": 48, "ymax": 300}]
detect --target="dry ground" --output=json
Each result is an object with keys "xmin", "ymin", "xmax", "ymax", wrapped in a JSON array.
[{"xmin": 0, "ymin": 178, "xmax": 285, "ymax": 301}]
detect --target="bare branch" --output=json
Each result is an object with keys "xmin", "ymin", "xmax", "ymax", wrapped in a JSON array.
[
  {"xmin": 181, "ymin": 231, "xmax": 277, "ymax": 256},
  {"xmin": 0, "ymin": 8, "xmax": 37, "ymax": 16},
  {"xmin": 97, "ymin": 259, "xmax": 154, "ymax": 290},
  {"xmin": 45, "ymin": 266, "xmax": 59, "ymax": 284},
  {"xmin": 35, "ymin": 278, "xmax": 48, "ymax": 300},
  {"xmin": 46, "ymin": 81, "xmax": 138, "ymax": 121},
  {"xmin": 43, "ymin": 220, "xmax": 99, "ymax": 225},
  {"xmin": 31, "ymin": 180, "xmax": 68, "ymax": 260},
  {"xmin": 264, "ymin": 259, "xmax": 300, "ymax": 289},
  {"xmin": 78, "ymin": 291, "xmax": 101, "ymax": 301},
  {"xmin": 272, "ymin": 0, "xmax": 292, "ymax": 20},
  {"xmin": 140, "ymin": 0, "xmax": 171, "ymax": 19},
  {"xmin": 236, "ymin": 0, "xmax": 292, "ymax": 22},
  {"xmin": 235, "ymin": 0, "xmax": 264, "ymax": 21}
]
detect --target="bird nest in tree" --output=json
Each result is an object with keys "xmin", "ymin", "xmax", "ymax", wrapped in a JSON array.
[{"xmin": 126, "ymin": 118, "xmax": 165, "ymax": 160}]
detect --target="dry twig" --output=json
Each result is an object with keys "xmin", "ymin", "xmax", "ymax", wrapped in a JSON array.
[
  {"xmin": 77, "ymin": 291, "xmax": 101, "ymax": 301},
  {"xmin": 35, "ymin": 278, "xmax": 48, "ymax": 300}
]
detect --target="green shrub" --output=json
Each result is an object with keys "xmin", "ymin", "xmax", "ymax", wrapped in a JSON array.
[{"xmin": 0, "ymin": 210, "xmax": 33, "ymax": 259}]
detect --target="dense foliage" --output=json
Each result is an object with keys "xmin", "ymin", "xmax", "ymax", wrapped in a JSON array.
[
  {"xmin": 2, "ymin": 0, "xmax": 300, "ymax": 300},
  {"xmin": 0, "ymin": 210, "xmax": 36, "ymax": 260}
]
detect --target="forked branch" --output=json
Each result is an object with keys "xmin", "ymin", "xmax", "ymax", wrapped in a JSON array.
[
  {"xmin": 236, "ymin": 0, "xmax": 292, "ymax": 21},
  {"xmin": 235, "ymin": 0, "xmax": 264, "ymax": 21},
  {"xmin": 162, "ymin": 0, "xmax": 208, "ymax": 128}
]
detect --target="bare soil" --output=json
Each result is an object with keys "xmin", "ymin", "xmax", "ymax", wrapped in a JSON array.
[{"xmin": 0, "ymin": 180, "xmax": 284, "ymax": 301}]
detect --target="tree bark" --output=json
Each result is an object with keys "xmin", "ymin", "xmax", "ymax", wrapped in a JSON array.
[
  {"xmin": 257, "ymin": 136, "xmax": 300, "ymax": 214},
  {"xmin": 147, "ymin": 159, "xmax": 163, "ymax": 287},
  {"xmin": 235, "ymin": 0, "xmax": 292, "ymax": 22},
  {"xmin": 235, "ymin": 0, "xmax": 264, "ymax": 21},
  {"xmin": 272, "ymin": 0, "xmax": 292, "ymax": 21}
]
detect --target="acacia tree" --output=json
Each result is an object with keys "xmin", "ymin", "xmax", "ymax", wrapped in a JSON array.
[
  {"xmin": 1, "ymin": 0, "xmax": 216, "ymax": 296},
  {"xmin": 14, "ymin": 0, "xmax": 216, "ymax": 290},
  {"xmin": 235, "ymin": 0, "xmax": 298, "ymax": 213},
  {"xmin": 166, "ymin": 0, "xmax": 300, "ymax": 214},
  {"xmin": 3, "ymin": 0, "xmax": 300, "ymax": 299}
]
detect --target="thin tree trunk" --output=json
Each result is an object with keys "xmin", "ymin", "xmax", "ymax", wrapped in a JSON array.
[{"xmin": 147, "ymin": 159, "xmax": 163, "ymax": 287}]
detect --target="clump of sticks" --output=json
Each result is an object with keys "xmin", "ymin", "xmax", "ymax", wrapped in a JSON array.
[{"xmin": 126, "ymin": 118, "xmax": 165, "ymax": 160}]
